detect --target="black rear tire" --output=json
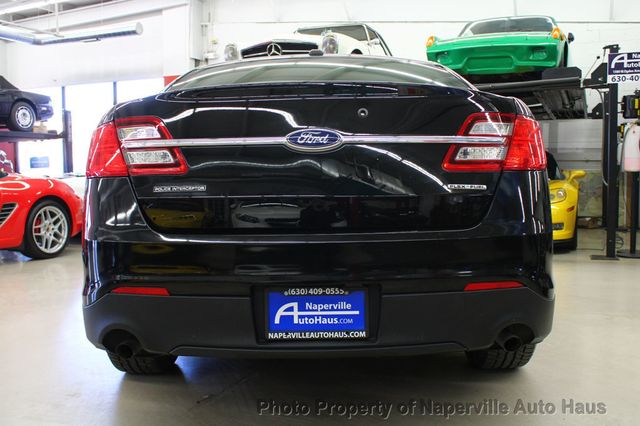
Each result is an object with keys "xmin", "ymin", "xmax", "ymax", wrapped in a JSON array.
[
  {"xmin": 107, "ymin": 351, "xmax": 177, "ymax": 374},
  {"xmin": 466, "ymin": 344, "xmax": 536, "ymax": 369},
  {"xmin": 8, "ymin": 101, "xmax": 36, "ymax": 132}
]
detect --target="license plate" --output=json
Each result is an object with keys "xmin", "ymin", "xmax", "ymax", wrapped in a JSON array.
[{"xmin": 266, "ymin": 288, "xmax": 368, "ymax": 341}]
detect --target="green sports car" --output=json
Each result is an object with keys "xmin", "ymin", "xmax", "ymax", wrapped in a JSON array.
[{"xmin": 426, "ymin": 16, "xmax": 574, "ymax": 81}]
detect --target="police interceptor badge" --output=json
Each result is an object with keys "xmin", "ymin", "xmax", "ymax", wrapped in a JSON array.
[{"xmin": 153, "ymin": 184, "xmax": 207, "ymax": 193}]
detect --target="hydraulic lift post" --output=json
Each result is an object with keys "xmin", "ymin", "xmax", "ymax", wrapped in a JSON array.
[
  {"xmin": 589, "ymin": 45, "xmax": 620, "ymax": 260},
  {"xmin": 604, "ymin": 81, "xmax": 619, "ymax": 258}
]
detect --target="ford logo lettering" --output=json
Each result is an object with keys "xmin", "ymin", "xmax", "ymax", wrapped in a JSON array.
[{"xmin": 285, "ymin": 129, "xmax": 343, "ymax": 153}]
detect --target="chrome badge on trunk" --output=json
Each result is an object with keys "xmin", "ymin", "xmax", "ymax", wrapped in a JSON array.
[{"xmin": 285, "ymin": 129, "xmax": 343, "ymax": 153}]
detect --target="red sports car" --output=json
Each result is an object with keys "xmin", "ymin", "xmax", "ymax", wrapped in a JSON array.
[{"xmin": 0, "ymin": 168, "xmax": 83, "ymax": 259}]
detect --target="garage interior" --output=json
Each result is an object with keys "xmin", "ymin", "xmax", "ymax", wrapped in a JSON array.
[{"xmin": 1, "ymin": 0, "xmax": 640, "ymax": 424}]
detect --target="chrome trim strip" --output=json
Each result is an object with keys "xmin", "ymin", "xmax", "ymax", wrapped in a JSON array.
[{"xmin": 122, "ymin": 135, "xmax": 505, "ymax": 149}]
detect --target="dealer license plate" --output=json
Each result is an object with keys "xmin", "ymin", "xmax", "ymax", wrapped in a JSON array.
[{"xmin": 266, "ymin": 287, "xmax": 368, "ymax": 341}]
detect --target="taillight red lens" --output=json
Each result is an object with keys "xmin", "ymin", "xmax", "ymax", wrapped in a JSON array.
[
  {"xmin": 503, "ymin": 116, "xmax": 546, "ymax": 171},
  {"xmin": 86, "ymin": 116, "xmax": 187, "ymax": 177},
  {"xmin": 464, "ymin": 281, "xmax": 523, "ymax": 291},
  {"xmin": 443, "ymin": 112, "xmax": 546, "ymax": 172},
  {"xmin": 86, "ymin": 122, "xmax": 128, "ymax": 178}
]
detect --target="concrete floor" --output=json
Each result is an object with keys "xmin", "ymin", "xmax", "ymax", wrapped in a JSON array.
[{"xmin": 1, "ymin": 240, "xmax": 639, "ymax": 425}]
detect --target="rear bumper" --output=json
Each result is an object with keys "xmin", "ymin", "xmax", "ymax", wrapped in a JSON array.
[
  {"xmin": 429, "ymin": 42, "xmax": 562, "ymax": 75},
  {"xmin": 84, "ymin": 287, "xmax": 554, "ymax": 357},
  {"xmin": 82, "ymin": 171, "xmax": 554, "ymax": 357}
]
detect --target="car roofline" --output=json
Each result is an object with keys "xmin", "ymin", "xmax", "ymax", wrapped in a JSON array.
[{"xmin": 295, "ymin": 22, "xmax": 367, "ymax": 31}]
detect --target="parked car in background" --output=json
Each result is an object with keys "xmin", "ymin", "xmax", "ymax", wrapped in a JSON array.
[
  {"xmin": 0, "ymin": 151, "xmax": 82, "ymax": 259},
  {"xmin": 546, "ymin": 151, "xmax": 585, "ymax": 250},
  {"xmin": 224, "ymin": 23, "xmax": 392, "ymax": 60},
  {"xmin": 82, "ymin": 55, "xmax": 554, "ymax": 374},
  {"xmin": 426, "ymin": 16, "xmax": 573, "ymax": 83},
  {"xmin": 0, "ymin": 76, "xmax": 54, "ymax": 132}
]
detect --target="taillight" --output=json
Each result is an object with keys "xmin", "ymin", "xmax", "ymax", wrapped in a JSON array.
[
  {"xmin": 85, "ymin": 116, "xmax": 187, "ymax": 178},
  {"xmin": 443, "ymin": 112, "xmax": 546, "ymax": 172},
  {"xmin": 551, "ymin": 27, "xmax": 561, "ymax": 39},
  {"xmin": 503, "ymin": 115, "xmax": 546, "ymax": 170},
  {"xmin": 86, "ymin": 122, "xmax": 128, "ymax": 177},
  {"xmin": 426, "ymin": 35, "xmax": 436, "ymax": 48}
]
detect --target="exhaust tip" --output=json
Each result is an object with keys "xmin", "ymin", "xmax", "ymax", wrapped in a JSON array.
[
  {"xmin": 115, "ymin": 342, "xmax": 135, "ymax": 358},
  {"xmin": 495, "ymin": 327, "xmax": 528, "ymax": 352},
  {"xmin": 103, "ymin": 330, "xmax": 142, "ymax": 358},
  {"xmin": 502, "ymin": 336, "xmax": 523, "ymax": 352}
]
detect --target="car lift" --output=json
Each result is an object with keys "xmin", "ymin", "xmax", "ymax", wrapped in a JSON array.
[
  {"xmin": 477, "ymin": 45, "xmax": 623, "ymax": 260},
  {"xmin": 0, "ymin": 110, "xmax": 73, "ymax": 173}
]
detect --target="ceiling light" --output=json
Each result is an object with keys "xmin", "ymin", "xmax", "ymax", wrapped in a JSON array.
[{"xmin": 0, "ymin": 0, "xmax": 68, "ymax": 16}]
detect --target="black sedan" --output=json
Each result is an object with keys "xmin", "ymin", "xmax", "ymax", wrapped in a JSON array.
[
  {"xmin": 0, "ymin": 76, "xmax": 53, "ymax": 132},
  {"xmin": 82, "ymin": 54, "xmax": 554, "ymax": 374}
]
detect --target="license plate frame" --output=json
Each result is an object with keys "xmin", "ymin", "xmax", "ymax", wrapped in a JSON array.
[{"xmin": 265, "ymin": 287, "xmax": 368, "ymax": 341}]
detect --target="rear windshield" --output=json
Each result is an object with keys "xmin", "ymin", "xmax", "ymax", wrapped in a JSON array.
[
  {"xmin": 168, "ymin": 57, "xmax": 472, "ymax": 91},
  {"xmin": 297, "ymin": 25, "xmax": 368, "ymax": 41},
  {"xmin": 460, "ymin": 16, "xmax": 554, "ymax": 37}
]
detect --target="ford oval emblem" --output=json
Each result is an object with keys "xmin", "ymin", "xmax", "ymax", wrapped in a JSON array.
[{"xmin": 285, "ymin": 129, "xmax": 343, "ymax": 153}]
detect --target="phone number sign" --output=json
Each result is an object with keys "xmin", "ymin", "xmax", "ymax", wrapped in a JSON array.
[{"xmin": 608, "ymin": 52, "xmax": 640, "ymax": 83}]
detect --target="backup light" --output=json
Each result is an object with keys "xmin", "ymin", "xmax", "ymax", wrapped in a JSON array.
[
  {"xmin": 118, "ymin": 126, "xmax": 162, "ymax": 141},
  {"xmin": 467, "ymin": 121, "xmax": 513, "ymax": 136},
  {"xmin": 455, "ymin": 146, "xmax": 506, "ymax": 161},
  {"xmin": 126, "ymin": 150, "xmax": 175, "ymax": 166}
]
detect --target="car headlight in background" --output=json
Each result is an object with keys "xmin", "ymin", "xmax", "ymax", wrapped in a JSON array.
[
  {"xmin": 321, "ymin": 33, "xmax": 339, "ymax": 54},
  {"xmin": 550, "ymin": 188, "xmax": 567, "ymax": 203},
  {"xmin": 224, "ymin": 44, "xmax": 240, "ymax": 61}
]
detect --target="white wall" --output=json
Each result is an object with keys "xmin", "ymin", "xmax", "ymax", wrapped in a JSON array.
[
  {"xmin": 0, "ymin": 41, "xmax": 6, "ymax": 76},
  {"xmin": 5, "ymin": 16, "xmax": 165, "ymax": 88},
  {"xmin": 3, "ymin": 1, "xmax": 197, "ymax": 88}
]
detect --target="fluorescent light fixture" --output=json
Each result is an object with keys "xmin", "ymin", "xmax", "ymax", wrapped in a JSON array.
[
  {"xmin": 0, "ymin": 1, "xmax": 69, "ymax": 16},
  {"xmin": 0, "ymin": 22, "xmax": 144, "ymax": 45}
]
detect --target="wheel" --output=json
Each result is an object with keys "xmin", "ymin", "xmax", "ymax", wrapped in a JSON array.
[
  {"xmin": 466, "ymin": 344, "xmax": 536, "ymax": 369},
  {"xmin": 107, "ymin": 351, "xmax": 176, "ymax": 374},
  {"xmin": 8, "ymin": 101, "xmax": 36, "ymax": 132},
  {"xmin": 21, "ymin": 199, "xmax": 70, "ymax": 259}
]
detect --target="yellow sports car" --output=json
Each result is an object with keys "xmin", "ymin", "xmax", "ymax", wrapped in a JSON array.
[{"xmin": 547, "ymin": 151, "xmax": 585, "ymax": 250}]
